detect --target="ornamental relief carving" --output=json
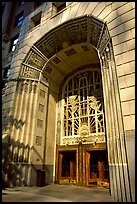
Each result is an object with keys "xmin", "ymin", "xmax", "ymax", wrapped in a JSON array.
[
  {"xmin": 16, "ymin": 80, "xmax": 37, "ymax": 94},
  {"xmin": 19, "ymin": 64, "xmax": 40, "ymax": 80},
  {"xmin": 27, "ymin": 52, "xmax": 45, "ymax": 70},
  {"xmin": 62, "ymin": 133, "xmax": 105, "ymax": 146}
]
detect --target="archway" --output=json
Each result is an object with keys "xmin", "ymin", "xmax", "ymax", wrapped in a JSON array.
[{"xmin": 10, "ymin": 15, "xmax": 131, "ymax": 201}]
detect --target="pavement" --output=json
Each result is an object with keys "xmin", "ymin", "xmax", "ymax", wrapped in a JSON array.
[{"xmin": 2, "ymin": 183, "xmax": 117, "ymax": 202}]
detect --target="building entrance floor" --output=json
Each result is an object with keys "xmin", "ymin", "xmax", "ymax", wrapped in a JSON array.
[{"xmin": 2, "ymin": 183, "xmax": 117, "ymax": 202}]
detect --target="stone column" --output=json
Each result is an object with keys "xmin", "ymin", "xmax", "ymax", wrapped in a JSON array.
[{"xmin": 99, "ymin": 43, "xmax": 132, "ymax": 201}]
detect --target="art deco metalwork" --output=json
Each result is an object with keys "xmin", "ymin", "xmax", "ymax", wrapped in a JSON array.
[{"xmin": 61, "ymin": 69, "xmax": 105, "ymax": 145}]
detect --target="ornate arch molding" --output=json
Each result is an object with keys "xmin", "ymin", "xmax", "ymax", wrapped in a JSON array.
[
  {"xmin": 16, "ymin": 15, "xmax": 131, "ymax": 201},
  {"xmin": 18, "ymin": 15, "xmax": 108, "ymax": 84}
]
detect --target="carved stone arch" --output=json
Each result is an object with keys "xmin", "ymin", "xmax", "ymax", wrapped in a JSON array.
[{"xmin": 16, "ymin": 15, "xmax": 131, "ymax": 201}]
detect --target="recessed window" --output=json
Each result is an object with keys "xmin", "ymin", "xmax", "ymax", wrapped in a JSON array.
[
  {"xmin": 14, "ymin": 11, "xmax": 24, "ymax": 27},
  {"xmin": 39, "ymin": 104, "xmax": 44, "ymax": 112},
  {"xmin": 40, "ymin": 89, "xmax": 45, "ymax": 98},
  {"xmin": 36, "ymin": 136, "xmax": 42, "ymax": 146},
  {"xmin": 17, "ymin": 1, "xmax": 24, "ymax": 7},
  {"xmin": 9, "ymin": 34, "xmax": 19, "ymax": 52},
  {"xmin": 52, "ymin": 2, "xmax": 66, "ymax": 15},
  {"xmin": 2, "ymin": 66, "xmax": 10, "ymax": 88},
  {"xmin": 2, "ymin": 4, "xmax": 5, "ymax": 15},
  {"xmin": 37, "ymin": 119, "xmax": 43, "ymax": 128},
  {"xmin": 29, "ymin": 12, "xmax": 42, "ymax": 30}
]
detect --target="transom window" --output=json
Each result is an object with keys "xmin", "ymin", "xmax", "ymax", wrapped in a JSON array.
[
  {"xmin": 14, "ymin": 11, "xmax": 24, "ymax": 27},
  {"xmin": 62, "ymin": 69, "xmax": 104, "ymax": 137}
]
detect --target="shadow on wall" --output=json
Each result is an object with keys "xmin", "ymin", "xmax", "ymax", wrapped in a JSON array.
[{"xmin": 2, "ymin": 135, "xmax": 47, "ymax": 188}]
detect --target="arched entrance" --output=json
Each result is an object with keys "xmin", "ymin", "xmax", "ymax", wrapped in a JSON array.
[
  {"xmin": 55, "ymin": 67, "xmax": 109, "ymax": 187},
  {"xmin": 10, "ymin": 15, "xmax": 131, "ymax": 201}
]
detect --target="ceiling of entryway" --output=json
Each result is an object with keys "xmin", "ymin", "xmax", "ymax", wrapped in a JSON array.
[{"xmin": 43, "ymin": 42, "xmax": 100, "ymax": 86}]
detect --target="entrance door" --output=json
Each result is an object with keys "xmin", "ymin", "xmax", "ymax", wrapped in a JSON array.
[
  {"xmin": 86, "ymin": 150, "xmax": 109, "ymax": 187},
  {"xmin": 58, "ymin": 151, "xmax": 76, "ymax": 184}
]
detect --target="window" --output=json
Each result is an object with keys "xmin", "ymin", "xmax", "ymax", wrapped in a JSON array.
[
  {"xmin": 2, "ymin": 66, "xmax": 10, "ymax": 88},
  {"xmin": 37, "ymin": 119, "xmax": 43, "ymax": 128},
  {"xmin": 36, "ymin": 136, "xmax": 42, "ymax": 146},
  {"xmin": 14, "ymin": 11, "xmax": 24, "ymax": 27},
  {"xmin": 62, "ymin": 70, "xmax": 104, "ymax": 137},
  {"xmin": 39, "ymin": 104, "xmax": 44, "ymax": 112},
  {"xmin": 17, "ymin": 1, "xmax": 24, "ymax": 7},
  {"xmin": 2, "ymin": 4, "xmax": 5, "ymax": 15},
  {"xmin": 29, "ymin": 12, "xmax": 42, "ymax": 30},
  {"xmin": 9, "ymin": 35, "xmax": 19, "ymax": 52},
  {"xmin": 52, "ymin": 2, "xmax": 66, "ymax": 15},
  {"xmin": 40, "ymin": 89, "xmax": 45, "ymax": 98}
]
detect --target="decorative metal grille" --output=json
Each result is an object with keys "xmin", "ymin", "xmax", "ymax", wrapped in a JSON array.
[{"xmin": 62, "ymin": 69, "xmax": 104, "ymax": 138}]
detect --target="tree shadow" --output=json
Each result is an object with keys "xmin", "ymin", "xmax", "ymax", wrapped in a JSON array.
[{"xmin": 2, "ymin": 135, "xmax": 47, "ymax": 188}]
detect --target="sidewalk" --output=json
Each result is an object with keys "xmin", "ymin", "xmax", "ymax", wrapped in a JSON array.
[{"xmin": 2, "ymin": 184, "xmax": 117, "ymax": 202}]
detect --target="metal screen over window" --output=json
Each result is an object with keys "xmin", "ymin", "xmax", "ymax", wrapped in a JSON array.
[{"xmin": 62, "ymin": 69, "xmax": 104, "ymax": 137}]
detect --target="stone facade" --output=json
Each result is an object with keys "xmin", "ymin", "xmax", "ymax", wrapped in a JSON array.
[{"xmin": 2, "ymin": 2, "xmax": 135, "ymax": 202}]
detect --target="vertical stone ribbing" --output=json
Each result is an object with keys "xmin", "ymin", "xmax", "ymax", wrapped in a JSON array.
[
  {"xmin": 99, "ymin": 38, "xmax": 132, "ymax": 201},
  {"xmin": 108, "ymin": 43, "xmax": 132, "ymax": 202},
  {"xmin": 20, "ymin": 80, "xmax": 31, "ymax": 144},
  {"xmin": 10, "ymin": 85, "xmax": 20, "ymax": 139},
  {"xmin": 100, "ymin": 56, "xmax": 117, "ymax": 200},
  {"xmin": 24, "ymin": 81, "xmax": 35, "ymax": 146},
  {"xmin": 29, "ymin": 81, "xmax": 38, "ymax": 147},
  {"xmin": 104, "ymin": 51, "xmax": 123, "ymax": 201}
]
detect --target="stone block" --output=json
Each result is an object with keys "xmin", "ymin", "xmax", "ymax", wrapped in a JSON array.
[
  {"xmin": 66, "ymin": 2, "xmax": 72, "ymax": 7},
  {"xmin": 75, "ymin": 2, "xmax": 89, "ymax": 17},
  {"xmin": 111, "ymin": 2, "xmax": 127, "ymax": 11},
  {"xmin": 118, "ymin": 30, "xmax": 133, "ymax": 43},
  {"xmin": 120, "ymin": 86, "xmax": 135, "ymax": 102},
  {"xmin": 84, "ymin": 2, "xmax": 98, "ymax": 15},
  {"xmin": 46, "ymin": 18, "xmax": 54, "ymax": 31},
  {"xmin": 116, "ymin": 63, "xmax": 133, "ymax": 77},
  {"xmin": 129, "ymin": 100, "xmax": 135, "ymax": 115},
  {"xmin": 131, "ymin": 2, "xmax": 135, "ymax": 9},
  {"xmin": 130, "ymin": 61, "xmax": 135, "ymax": 73},
  {"xmin": 39, "ymin": 23, "xmax": 49, "ymax": 36},
  {"xmin": 52, "ymin": 12, "xmax": 62, "ymax": 27},
  {"xmin": 61, "ymin": 7, "xmax": 71, "ymax": 23},
  {"xmin": 120, "ymin": 9, "xmax": 135, "ymax": 23},
  {"xmin": 112, "ymin": 36, "xmax": 119, "ymax": 46},
  {"xmin": 126, "ymin": 39, "xmax": 135, "ymax": 51},
  {"xmin": 97, "ymin": 5, "xmax": 112, "ymax": 20},
  {"xmin": 92, "ymin": 2, "xmax": 106, "ymax": 17},
  {"xmin": 117, "ymin": 3, "xmax": 134, "ymax": 16},
  {"xmin": 123, "ymin": 115, "xmax": 135, "ymax": 131},
  {"xmin": 118, "ymin": 76, "xmax": 126, "ymax": 89},
  {"xmin": 121, "ymin": 101, "xmax": 130, "ymax": 116},
  {"xmin": 123, "ymin": 115, "xmax": 131, "ymax": 130},
  {"xmin": 105, "ymin": 10, "xmax": 118, "ymax": 24},
  {"xmin": 125, "ymin": 74, "xmax": 135, "ymax": 87},
  {"xmin": 67, "ymin": 3, "xmax": 80, "ymax": 19},
  {"xmin": 114, "ymin": 42, "xmax": 128, "ymax": 55},
  {"xmin": 125, "ymin": 129, "xmax": 135, "ymax": 201},
  {"xmin": 123, "ymin": 19, "xmax": 135, "ymax": 32},
  {"xmin": 115, "ymin": 55, "xmax": 123, "ymax": 66},
  {"xmin": 107, "ymin": 16, "xmax": 122, "ymax": 31},
  {"xmin": 122, "ymin": 50, "xmax": 135, "ymax": 64},
  {"xmin": 109, "ymin": 24, "xmax": 124, "ymax": 37},
  {"xmin": 131, "ymin": 28, "xmax": 135, "ymax": 39}
]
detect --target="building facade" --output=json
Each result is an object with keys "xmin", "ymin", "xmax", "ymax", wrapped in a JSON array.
[{"xmin": 2, "ymin": 2, "xmax": 135, "ymax": 202}]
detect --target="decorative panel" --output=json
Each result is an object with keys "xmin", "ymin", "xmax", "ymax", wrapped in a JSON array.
[
  {"xmin": 20, "ymin": 64, "xmax": 40, "ymax": 80},
  {"xmin": 60, "ymin": 69, "xmax": 105, "ymax": 145}
]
